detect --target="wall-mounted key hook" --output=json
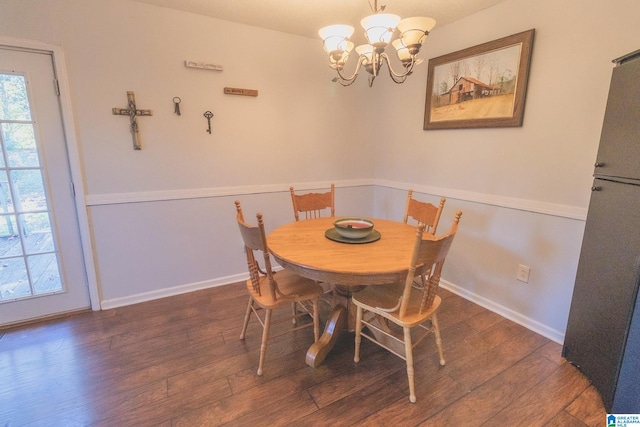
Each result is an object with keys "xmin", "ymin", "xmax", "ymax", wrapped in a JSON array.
[
  {"xmin": 173, "ymin": 97, "xmax": 181, "ymax": 116},
  {"xmin": 203, "ymin": 111, "xmax": 214, "ymax": 134}
]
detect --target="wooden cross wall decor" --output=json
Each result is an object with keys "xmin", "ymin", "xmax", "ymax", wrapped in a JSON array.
[{"xmin": 112, "ymin": 91, "xmax": 153, "ymax": 150}]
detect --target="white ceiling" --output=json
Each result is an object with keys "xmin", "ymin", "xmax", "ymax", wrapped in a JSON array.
[{"xmin": 132, "ymin": 0, "xmax": 508, "ymax": 41}]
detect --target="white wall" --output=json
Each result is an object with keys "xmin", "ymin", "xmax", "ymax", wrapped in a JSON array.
[
  {"xmin": 374, "ymin": 0, "xmax": 639, "ymax": 206},
  {"xmin": 0, "ymin": 0, "xmax": 376, "ymax": 305},
  {"xmin": 46, "ymin": 0, "xmax": 372, "ymax": 194},
  {"xmin": 370, "ymin": 0, "xmax": 640, "ymax": 340},
  {"xmin": 1, "ymin": 0, "xmax": 639, "ymax": 341}
]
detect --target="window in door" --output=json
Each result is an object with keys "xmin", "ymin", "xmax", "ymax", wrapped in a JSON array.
[{"xmin": 0, "ymin": 73, "xmax": 63, "ymax": 301}]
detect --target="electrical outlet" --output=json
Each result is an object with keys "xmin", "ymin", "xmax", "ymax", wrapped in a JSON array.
[{"xmin": 517, "ymin": 264, "xmax": 530, "ymax": 283}]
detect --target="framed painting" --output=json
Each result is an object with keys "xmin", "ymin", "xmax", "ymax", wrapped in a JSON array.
[{"xmin": 424, "ymin": 29, "xmax": 535, "ymax": 130}]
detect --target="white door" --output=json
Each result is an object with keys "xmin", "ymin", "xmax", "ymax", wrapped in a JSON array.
[{"xmin": 0, "ymin": 47, "xmax": 90, "ymax": 325}]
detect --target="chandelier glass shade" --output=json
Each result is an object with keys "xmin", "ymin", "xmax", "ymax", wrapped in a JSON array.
[
  {"xmin": 360, "ymin": 13, "xmax": 400, "ymax": 47},
  {"xmin": 318, "ymin": 2, "xmax": 436, "ymax": 87}
]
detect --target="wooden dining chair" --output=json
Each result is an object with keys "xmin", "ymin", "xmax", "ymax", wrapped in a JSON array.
[
  {"xmin": 353, "ymin": 210, "xmax": 462, "ymax": 403},
  {"xmin": 235, "ymin": 200, "xmax": 322, "ymax": 376},
  {"xmin": 404, "ymin": 190, "xmax": 446, "ymax": 289},
  {"xmin": 290, "ymin": 183, "xmax": 335, "ymax": 221},
  {"xmin": 403, "ymin": 189, "xmax": 446, "ymax": 234}
]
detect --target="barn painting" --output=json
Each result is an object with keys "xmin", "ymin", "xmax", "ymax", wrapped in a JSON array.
[{"xmin": 424, "ymin": 29, "xmax": 535, "ymax": 129}]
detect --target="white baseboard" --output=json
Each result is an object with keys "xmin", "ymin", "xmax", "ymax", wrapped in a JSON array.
[
  {"xmin": 440, "ymin": 279, "xmax": 565, "ymax": 344},
  {"xmin": 99, "ymin": 273, "xmax": 247, "ymax": 310},
  {"xmin": 100, "ymin": 272, "xmax": 565, "ymax": 344}
]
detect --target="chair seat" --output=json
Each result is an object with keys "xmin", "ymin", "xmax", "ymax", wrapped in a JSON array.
[
  {"xmin": 247, "ymin": 269, "xmax": 323, "ymax": 308},
  {"xmin": 352, "ymin": 282, "xmax": 442, "ymax": 328}
]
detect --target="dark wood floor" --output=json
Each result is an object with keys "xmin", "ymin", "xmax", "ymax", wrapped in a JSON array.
[{"xmin": 0, "ymin": 282, "xmax": 606, "ymax": 426}]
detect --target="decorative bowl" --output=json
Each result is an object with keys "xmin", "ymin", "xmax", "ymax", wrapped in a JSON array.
[{"xmin": 333, "ymin": 218, "xmax": 374, "ymax": 239}]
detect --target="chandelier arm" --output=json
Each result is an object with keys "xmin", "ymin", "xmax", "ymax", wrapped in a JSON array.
[
  {"xmin": 334, "ymin": 55, "xmax": 366, "ymax": 85},
  {"xmin": 380, "ymin": 52, "xmax": 416, "ymax": 82},
  {"xmin": 336, "ymin": 75, "xmax": 360, "ymax": 87},
  {"xmin": 388, "ymin": 66, "xmax": 409, "ymax": 84}
]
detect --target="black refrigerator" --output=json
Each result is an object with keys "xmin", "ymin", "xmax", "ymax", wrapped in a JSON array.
[{"xmin": 563, "ymin": 49, "xmax": 640, "ymax": 413}]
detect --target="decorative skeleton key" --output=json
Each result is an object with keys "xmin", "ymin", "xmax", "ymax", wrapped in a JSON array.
[
  {"xmin": 203, "ymin": 111, "xmax": 214, "ymax": 134},
  {"xmin": 112, "ymin": 91, "xmax": 152, "ymax": 150},
  {"xmin": 173, "ymin": 97, "xmax": 181, "ymax": 116}
]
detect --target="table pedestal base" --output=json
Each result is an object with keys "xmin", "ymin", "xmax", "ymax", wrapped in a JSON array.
[
  {"xmin": 305, "ymin": 305, "xmax": 346, "ymax": 368},
  {"xmin": 305, "ymin": 284, "xmax": 365, "ymax": 367}
]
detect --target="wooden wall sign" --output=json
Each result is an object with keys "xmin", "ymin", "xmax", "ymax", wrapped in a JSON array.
[
  {"xmin": 224, "ymin": 87, "xmax": 258, "ymax": 97},
  {"xmin": 185, "ymin": 60, "xmax": 223, "ymax": 71}
]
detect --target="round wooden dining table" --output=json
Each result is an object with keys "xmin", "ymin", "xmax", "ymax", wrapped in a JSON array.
[{"xmin": 268, "ymin": 216, "xmax": 418, "ymax": 367}]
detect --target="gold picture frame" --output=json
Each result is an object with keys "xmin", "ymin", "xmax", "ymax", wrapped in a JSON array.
[{"xmin": 424, "ymin": 29, "xmax": 535, "ymax": 130}]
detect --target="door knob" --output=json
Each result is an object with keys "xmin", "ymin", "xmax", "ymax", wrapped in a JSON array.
[
  {"xmin": 591, "ymin": 186, "xmax": 602, "ymax": 191},
  {"xmin": 594, "ymin": 162, "xmax": 605, "ymax": 168}
]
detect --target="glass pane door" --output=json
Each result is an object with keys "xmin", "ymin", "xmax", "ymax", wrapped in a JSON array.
[
  {"xmin": 0, "ymin": 46, "xmax": 90, "ymax": 325},
  {"xmin": 0, "ymin": 73, "xmax": 63, "ymax": 301}
]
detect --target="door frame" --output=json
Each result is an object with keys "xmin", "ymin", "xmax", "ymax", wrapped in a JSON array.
[{"xmin": 0, "ymin": 36, "xmax": 100, "ymax": 311}]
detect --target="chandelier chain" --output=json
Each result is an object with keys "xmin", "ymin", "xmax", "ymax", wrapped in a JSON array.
[{"xmin": 368, "ymin": 0, "xmax": 385, "ymax": 14}]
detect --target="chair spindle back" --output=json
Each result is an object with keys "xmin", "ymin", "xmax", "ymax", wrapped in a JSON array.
[
  {"xmin": 399, "ymin": 210, "xmax": 462, "ymax": 318},
  {"xmin": 290, "ymin": 184, "xmax": 335, "ymax": 221},
  {"xmin": 235, "ymin": 200, "xmax": 278, "ymax": 300},
  {"xmin": 403, "ymin": 189, "xmax": 446, "ymax": 235}
]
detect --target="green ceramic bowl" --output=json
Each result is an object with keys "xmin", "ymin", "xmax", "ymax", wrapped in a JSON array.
[{"xmin": 333, "ymin": 218, "xmax": 374, "ymax": 239}]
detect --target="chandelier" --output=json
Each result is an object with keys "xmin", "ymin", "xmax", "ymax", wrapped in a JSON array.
[{"xmin": 318, "ymin": 1, "xmax": 436, "ymax": 87}]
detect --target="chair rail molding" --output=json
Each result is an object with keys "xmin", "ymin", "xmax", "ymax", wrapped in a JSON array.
[
  {"xmin": 85, "ymin": 179, "xmax": 373, "ymax": 206},
  {"xmin": 85, "ymin": 178, "xmax": 587, "ymax": 221},
  {"xmin": 375, "ymin": 179, "xmax": 588, "ymax": 221}
]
